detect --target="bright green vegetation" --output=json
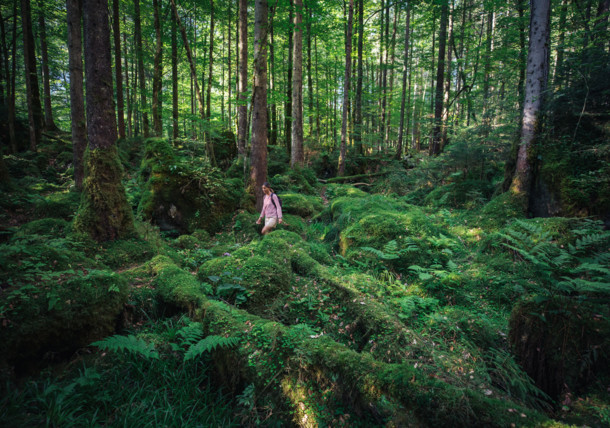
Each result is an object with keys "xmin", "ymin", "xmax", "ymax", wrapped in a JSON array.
[{"xmin": 1, "ymin": 137, "xmax": 609, "ymax": 427}]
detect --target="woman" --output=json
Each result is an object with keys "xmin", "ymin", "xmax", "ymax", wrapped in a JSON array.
[{"xmin": 256, "ymin": 182, "xmax": 283, "ymax": 235}]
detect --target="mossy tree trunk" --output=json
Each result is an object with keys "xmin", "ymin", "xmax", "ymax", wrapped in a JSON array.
[
  {"xmin": 74, "ymin": 0, "xmax": 134, "ymax": 242},
  {"xmin": 66, "ymin": 0, "xmax": 86, "ymax": 190}
]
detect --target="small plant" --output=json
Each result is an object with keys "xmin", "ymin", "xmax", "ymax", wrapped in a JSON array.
[
  {"xmin": 91, "ymin": 334, "xmax": 160, "ymax": 359},
  {"xmin": 208, "ymin": 271, "xmax": 248, "ymax": 306}
]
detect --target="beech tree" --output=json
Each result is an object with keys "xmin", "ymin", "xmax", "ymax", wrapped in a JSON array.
[
  {"xmin": 291, "ymin": 0, "xmax": 304, "ymax": 167},
  {"xmin": 74, "ymin": 0, "xmax": 133, "ymax": 241},
  {"xmin": 510, "ymin": 0, "xmax": 551, "ymax": 199}
]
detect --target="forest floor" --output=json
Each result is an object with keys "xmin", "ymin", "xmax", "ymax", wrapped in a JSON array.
[{"xmin": 1, "ymin": 136, "xmax": 609, "ymax": 427}]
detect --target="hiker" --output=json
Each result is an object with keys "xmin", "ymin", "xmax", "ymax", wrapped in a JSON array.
[{"xmin": 256, "ymin": 182, "xmax": 283, "ymax": 235}]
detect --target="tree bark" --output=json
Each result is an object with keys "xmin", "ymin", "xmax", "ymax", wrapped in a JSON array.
[
  {"xmin": 396, "ymin": 6, "xmax": 411, "ymax": 160},
  {"xmin": 285, "ymin": 4, "xmax": 293, "ymax": 156},
  {"xmin": 75, "ymin": 0, "xmax": 134, "ymax": 242},
  {"xmin": 430, "ymin": 0, "xmax": 449, "ymax": 156},
  {"xmin": 171, "ymin": 3, "xmax": 178, "ymax": 141},
  {"xmin": 112, "ymin": 0, "xmax": 125, "ymax": 138},
  {"xmin": 134, "ymin": 0, "xmax": 149, "ymax": 137},
  {"xmin": 21, "ymin": 0, "xmax": 43, "ymax": 150},
  {"xmin": 67, "ymin": 0, "xmax": 86, "ymax": 189},
  {"xmin": 152, "ymin": 0, "xmax": 163, "ymax": 136},
  {"xmin": 250, "ymin": 0, "xmax": 269, "ymax": 211},
  {"xmin": 306, "ymin": 5, "xmax": 313, "ymax": 141},
  {"xmin": 0, "ymin": 4, "xmax": 17, "ymax": 153},
  {"xmin": 269, "ymin": 10, "xmax": 277, "ymax": 146},
  {"xmin": 338, "ymin": 0, "xmax": 354, "ymax": 176},
  {"xmin": 291, "ymin": 0, "xmax": 304, "ymax": 167},
  {"xmin": 510, "ymin": 0, "xmax": 551, "ymax": 197},
  {"xmin": 38, "ymin": 3, "xmax": 59, "ymax": 132},
  {"xmin": 206, "ymin": 0, "xmax": 214, "ymax": 131},
  {"xmin": 354, "ymin": 0, "xmax": 364, "ymax": 155},
  {"xmin": 237, "ymin": 0, "xmax": 248, "ymax": 158}
]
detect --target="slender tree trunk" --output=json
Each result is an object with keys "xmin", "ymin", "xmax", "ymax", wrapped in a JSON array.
[
  {"xmin": 291, "ymin": 0, "xmax": 304, "ymax": 167},
  {"xmin": 516, "ymin": 0, "xmax": 526, "ymax": 111},
  {"xmin": 152, "ymin": 0, "xmax": 163, "ymax": 136},
  {"xmin": 171, "ymin": 3, "xmax": 178, "ymax": 141},
  {"xmin": 442, "ymin": 0, "xmax": 454, "ymax": 149},
  {"xmin": 38, "ymin": 3, "xmax": 59, "ymax": 132},
  {"xmin": 124, "ymin": 15, "xmax": 132, "ymax": 137},
  {"xmin": 112, "ymin": 0, "xmax": 125, "ymax": 138},
  {"xmin": 237, "ymin": 0, "xmax": 248, "ymax": 158},
  {"xmin": 67, "ymin": 0, "xmax": 86, "ymax": 189},
  {"xmin": 228, "ymin": 1, "xmax": 232, "ymax": 130},
  {"xmin": 510, "ymin": 0, "xmax": 551, "ymax": 197},
  {"xmin": 285, "ymin": 4, "xmax": 293, "ymax": 156},
  {"xmin": 269, "ymin": 9, "xmax": 277, "ymax": 145},
  {"xmin": 21, "ymin": 0, "xmax": 43, "ymax": 150},
  {"xmin": 482, "ymin": 8, "xmax": 494, "ymax": 131},
  {"xmin": 134, "ymin": 0, "xmax": 149, "ymax": 137},
  {"xmin": 250, "ymin": 0, "xmax": 268, "ymax": 211},
  {"xmin": 1, "ymin": 4, "xmax": 17, "ymax": 152},
  {"xmin": 397, "ymin": 6, "xmax": 411, "ymax": 160},
  {"xmin": 430, "ymin": 0, "xmax": 448, "ymax": 156},
  {"xmin": 76, "ymin": 0, "xmax": 134, "ymax": 242},
  {"xmin": 206, "ymin": 0, "xmax": 214, "ymax": 131},
  {"xmin": 314, "ymin": 34, "xmax": 320, "ymax": 145},
  {"xmin": 354, "ymin": 0, "xmax": 364, "ymax": 155},
  {"xmin": 338, "ymin": 0, "xmax": 354, "ymax": 176},
  {"xmin": 306, "ymin": 5, "xmax": 313, "ymax": 141},
  {"xmin": 553, "ymin": 0, "xmax": 568, "ymax": 90},
  {"xmin": 385, "ymin": 8, "xmax": 399, "ymax": 149}
]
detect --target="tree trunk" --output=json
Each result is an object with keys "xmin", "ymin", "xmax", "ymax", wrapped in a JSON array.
[
  {"xmin": 285, "ymin": 4, "xmax": 293, "ymax": 156},
  {"xmin": 269, "ymin": 11, "xmax": 277, "ymax": 146},
  {"xmin": 38, "ymin": 3, "xmax": 59, "ymax": 132},
  {"xmin": 171, "ymin": 3, "xmax": 178, "ymax": 141},
  {"xmin": 396, "ymin": 6, "xmax": 411, "ymax": 160},
  {"xmin": 21, "ymin": 0, "xmax": 43, "ymax": 151},
  {"xmin": 228, "ymin": 0, "xmax": 232, "ymax": 129},
  {"xmin": 482, "ymin": 8, "xmax": 494, "ymax": 132},
  {"xmin": 250, "ymin": 0, "xmax": 268, "ymax": 211},
  {"xmin": 510, "ymin": 0, "xmax": 551, "ymax": 198},
  {"xmin": 152, "ymin": 0, "xmax": 163, "ymax": 136},
  {"xmin": 134, "ymin": 0, "xmax": 149, "ymax": 137},
  {"xmin": 206, "ymin": 0, "xmax": 214, "ymax": 139},
  {"xmin": 124, "ymin": 15, "xmax": 132, "ymax": 137},
  {"xmin": 237, "ymin": 0, "xmax": 248, "ymax": 158},
  {"xmin": 112, "ymin": 0, "xmax": 125, "ymax": 138},
  {"xmin": 67, "ymin": 0, "xmax": 86, "ymax": 190},
  {"xmin": 75, "ymin": 0, "xmax": 134, "ymax": 242},
  {"xmin": 516, "ymin": 0, "xmax": 526, "ymax": 112},
  {"xmin": 338, "ymin": 0, "xmax": 354, "ymax": 176},
  {"xmin": 291, "ymin": 0, "xmax": 304, "ymax": 167},
  {"xmin": 306, "ymin": 5, "xmax": 313, "ymax": 141},
  {"xmin": 430, "ymin": 0, "xmax": 448, "ymax": 156},
  {"xmin": 0, "ymin": 4, "xmax": 17, "ymax": 153},
  {"xmin": 385, "ymin": 8, "xmax": 399, "ymax": 149},
  {"xmin": 441, "ymin": 0, "xmax": 454, "ymax": 149},
  {"xmin": 354, "ymin": 0, "xmax": 364, "ymax": 155}
]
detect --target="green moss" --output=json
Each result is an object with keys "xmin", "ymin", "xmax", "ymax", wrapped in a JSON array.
[
  {"xmin": 73, "ymin": 146, "xmax": 135, "ymax": 242},
  {"xmin": 270, "ymin": 167, "xmax": 318, "ymax": 195},
  {"xmin": 173, "ymin": 234, "xmax": 200, "ymax": 250},
  {"xmin": 98, "ymin": 237, "xmax": 156, "ymax": 269},
  {"xmin": 424, "ymin": 180, "xmax": 494, "ymax": 209},
  {"xmin": 0, "ymin": 269, "xmax": 128, "ymax": 365},
  {"xmin": 14, "ymin": 218, "xmax": 72, "ymax": 237},
  {"xmin": 279, "ymin": 193, "xmax": 324, "ymax": 217},
  {"xmin": 137, "ymin": 139, "xmax": 243, "ymax": 234},
  {"xmin": 477, "ymin": 190, "xmax": 526, "ymax": 230},
  {"xmin": 33, "ymin": 191, "xmax": 81, "ymax": 221},
  {"xmin": 149, "ymin": 255, "xmax": 211, "ymax": 312}
]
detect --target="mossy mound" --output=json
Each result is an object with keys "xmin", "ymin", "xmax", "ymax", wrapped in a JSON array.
[
  {"xmin": 97, "ymin": 237, "xmax": 156, "ymax": 269},
  {"xmin": 476, "ymin": 190, "xmax": 526, "ymax": 230},
  {"xmin": 3, "ymin": 154, "xmax": 41, "ymax": 179},
  {"xmin": 0, "ymin": 269, "xmax": 128, "ymax": 368},
  {"xmin": 270, "ymin": 167, "xmax": 318, "ymax": 195},
  {"xmin": 278, "ymin": 193, "xmax": 324, "ymax": 218},
  {"xmin": 325, "ymin": 183, "xmax": 368, "ymax": 199},
  {"xmin": 13, "ymin": 218, "xmax": 72, "ymax": 237},
  {"xmin": 73, "ymin": 146, "xmax": 135, "ymax": 242},
  {"xmin": 137, "ymin": 138, "xmax": 242, "ymax": 235},
  {"xmin": 509, "ymin": 296, "xmax": 610, "ymax": 401}
]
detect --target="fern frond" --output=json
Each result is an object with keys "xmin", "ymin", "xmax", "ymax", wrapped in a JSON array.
[
  {"xmin": 177, "ymin": 322, "xmax": 205, "ymax": 347},
  {"xmin": 91, "ymin": 335, "xmax": 159, "ymax": 359},
  {"xmin": 184, "ymin": 335, "xmax": 239, "ymax": 361},
  {"xmin": 575, "ymin": 233, "xmax": 610, "ymax": 253},
  {"xmin": 573, "ymin": 263, "xmax": 610, "ymax": 276},
  {"xmin": 558, "ymin": 277, "xmax": 610, "ymax": 294}
]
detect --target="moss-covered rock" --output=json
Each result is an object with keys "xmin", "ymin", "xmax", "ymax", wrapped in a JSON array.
[
  {"xmin": 33, "ymin": 190, "xmax": 81, "ymax": 221},
  {"xmin": 137, "ymin": 138, "xmax": 242, "ymax": 235},
  {"xmin": 0, "ymin": 269, "xmax": 128, "ymax": 368},
  {"xmin": 98, "ymin": 237, "xmax": 156, "ymax": 269},
  {"xmin": 270, "ymin": 167, "xmax": 318, "ymax": 195},
  {"xmin": 278, "ymin": 193, "xmax": 324, "ymax": 218}
]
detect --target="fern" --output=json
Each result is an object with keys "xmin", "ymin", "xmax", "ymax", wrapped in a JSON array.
[
  {"xmin": 177, "ymin": 321, "xmax": 205, "ymax": 347},
  {"xmin": 184, "ymin": 335, "xmax": 239, "ymax": 361},
  {"xmin": 91, "ymin": 335, "xmax": 159, "ymax": 360}
]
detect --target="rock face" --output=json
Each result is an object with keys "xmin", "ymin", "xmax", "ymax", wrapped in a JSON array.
[{"xmin": 137, "ymin": 138, "xmax": 242, "ymax": 234}]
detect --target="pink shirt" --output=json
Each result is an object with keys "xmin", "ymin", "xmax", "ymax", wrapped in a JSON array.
[{"xmin": 259, "ymin": 193, "xmax": 282, "ymax": 219}]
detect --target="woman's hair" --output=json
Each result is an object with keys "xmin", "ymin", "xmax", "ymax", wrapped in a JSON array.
[{"xmin": 262, "ymin": 182, "xmax": 274, "ymax": 193}]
